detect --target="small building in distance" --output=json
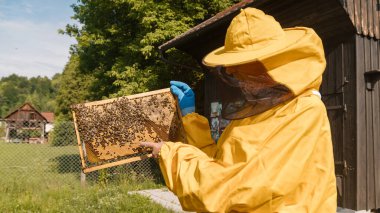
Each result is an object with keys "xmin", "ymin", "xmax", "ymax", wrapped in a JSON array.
[{"xmin": 1, "ymin": 103, "xmax": 54, "ymax": 143}]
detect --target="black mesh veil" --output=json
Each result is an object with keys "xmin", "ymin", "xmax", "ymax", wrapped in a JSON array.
[{"xmin": 210, "ymin": 65, "xmax": 294, "ymax": 120}]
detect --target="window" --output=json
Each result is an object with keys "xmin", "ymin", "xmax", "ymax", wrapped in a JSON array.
[{"xmin": 30, "ymin": 112, "xmax": 36, "ymax": 120}]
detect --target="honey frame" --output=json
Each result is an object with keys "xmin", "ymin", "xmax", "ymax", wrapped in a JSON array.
[{"xmin": 72, "ymin": 88, "xmax": 182, "ymax": 173}]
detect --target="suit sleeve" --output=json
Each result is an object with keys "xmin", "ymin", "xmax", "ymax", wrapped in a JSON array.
[{"xmin": 181, "ymin": 113, "xmax": 217, "ymax": 157}]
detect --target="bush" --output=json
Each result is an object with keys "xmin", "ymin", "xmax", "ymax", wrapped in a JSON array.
[
  {"xmin": 18, "ymin": 129, "xmax": 41, "ymax": 139},
  {"xmin": 50, "ymin": 121, "xmax": 76, "ymax": 146}
]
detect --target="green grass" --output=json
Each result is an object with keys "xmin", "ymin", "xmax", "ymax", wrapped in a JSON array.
[{"xmin": 0, "ymin": 141, "xmax": 172, "ymax": 212}]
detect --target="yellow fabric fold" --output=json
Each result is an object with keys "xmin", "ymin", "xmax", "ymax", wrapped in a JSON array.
[{"xmin": 181, "ymin": 113, "xmax": 217, "ymax": 158}]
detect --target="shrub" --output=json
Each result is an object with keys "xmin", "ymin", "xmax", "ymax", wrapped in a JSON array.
[
  {"xmin": 18, "ymin": 129, "xmax": 41, "ymax": 139},
  {"xmin": 50, "ymin": 121, "xmax": 76, "ymax": 146}
]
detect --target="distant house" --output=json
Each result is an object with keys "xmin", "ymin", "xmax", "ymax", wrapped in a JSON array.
[
  {"xmin": 41, "ymin": 112, "xmax": 54, "ymax": 134},
  {"xmin": 1, "ymin": 103, "xmax": 55, "ymax": 143}
]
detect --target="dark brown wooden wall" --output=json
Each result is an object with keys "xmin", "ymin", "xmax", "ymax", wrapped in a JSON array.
[
  {"xmin": 355, "ymin": 35, "xmax": 380, "ymax": 210},
  {"xmin": 322, "ymin": 35, "xmax": 380, "ymax": 210},
  {"xmin": 322, "ymin": 36, "xmax": 357, "ymax": 209}
]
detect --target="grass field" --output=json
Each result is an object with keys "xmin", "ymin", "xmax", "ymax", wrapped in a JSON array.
[{"xmin": 0, "ymin": 141, "xmax": 172, "ymax": 212}]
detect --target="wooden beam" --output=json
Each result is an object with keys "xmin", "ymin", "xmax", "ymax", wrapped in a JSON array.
[
  {"xmin": 80, "ymin": 88, "xmax": 171, "ymax": 107},
  {"xmin": 82, "ymin": 154, "xmax": 153, "ymax": 174}
]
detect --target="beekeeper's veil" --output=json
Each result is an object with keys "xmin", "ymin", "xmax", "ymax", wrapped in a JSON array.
[{"xmin": 202, "ymin": 8, "xmax": 326, "ymax": 120}]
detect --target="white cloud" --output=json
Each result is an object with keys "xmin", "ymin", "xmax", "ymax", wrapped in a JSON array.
[{"xmin": 0, "ymin": 19, "xmax": 76, "ymax": 78}]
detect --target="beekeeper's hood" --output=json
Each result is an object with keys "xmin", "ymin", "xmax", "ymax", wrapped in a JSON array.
[{"xmin": 203, "ymin": 8, "xmax": 326, "ymax": 119}]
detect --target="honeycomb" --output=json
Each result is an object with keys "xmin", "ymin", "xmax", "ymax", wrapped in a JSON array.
[{"xmin": 71, "ymin": 88, "xmax": 184, "ymax": 162}]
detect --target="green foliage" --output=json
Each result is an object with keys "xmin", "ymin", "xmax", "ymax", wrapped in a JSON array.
[
  {"xmin": 15, "ymin": 129, "xmax": 41, "ymax": 140},
  {"xmin": 98, "ymin": 168, "xmax": 112, "ymax": 187},
  {"xmin": 1, "ymin": 0, "xmax": 240, "ymax": 122},
  {"xmin": 55, "ymin": 55, "xmax": 94, "ymax": 120},
  {"xmin": 56, "ymin": 0, "xmax": 240, "ymax": 115},
  {"xmin": 50, "ymin": 121, "xmax": 76, "ymax": 146},
  {"xmin": 0, "ymin": 74, "xmax": 58, "ymax": 118}
]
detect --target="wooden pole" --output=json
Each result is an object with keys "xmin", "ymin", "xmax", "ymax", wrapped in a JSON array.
[{"xmin": 72, "ymin": 111, "xmax": 87, "ymax": 170}]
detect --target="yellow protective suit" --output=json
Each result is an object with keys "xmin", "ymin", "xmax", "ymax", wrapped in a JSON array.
[{"xmin": 159, "ymin": 23, "xmax": 337, "ymax": 213}]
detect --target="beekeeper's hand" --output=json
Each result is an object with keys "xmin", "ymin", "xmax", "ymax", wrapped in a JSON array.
[
  {"xmin": 140, "ymin": 142, "xmax": 164, "ymax": 158},
  {"xmin": 170, "ymin": 81, "xmax": 195, "ymax": 116}
]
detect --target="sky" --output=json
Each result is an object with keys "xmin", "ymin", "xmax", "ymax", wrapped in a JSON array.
[{"xmin": 0, "ymin": 0, "xmax": 77, "ymax": 79}]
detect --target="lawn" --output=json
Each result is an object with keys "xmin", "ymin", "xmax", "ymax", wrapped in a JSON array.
[{"xmin": 0, "ymin": 141, "xmax": 172, "ymax": 212}]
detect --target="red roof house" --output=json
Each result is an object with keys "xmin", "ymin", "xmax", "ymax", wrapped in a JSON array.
[{"xmin": 2, "ymin": 103, "xmax": 54, "ymax": 143}]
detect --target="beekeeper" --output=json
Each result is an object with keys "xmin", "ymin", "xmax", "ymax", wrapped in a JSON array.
[{"xmin": 141, "ymin": 8, "xmax": 337, "ymax": 212}]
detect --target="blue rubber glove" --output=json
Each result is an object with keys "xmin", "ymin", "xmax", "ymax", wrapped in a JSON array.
[{"xmin": 170, "ymin": 81, "xmax": 195, "ymax": 116}]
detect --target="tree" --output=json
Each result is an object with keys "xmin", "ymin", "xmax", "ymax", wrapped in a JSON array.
[
  {"xmin": 61, "ymin": 0, "xmax": 240, "ymax": 101},
  {"xmin": 0, "ymin": 74, "xmax": 58, "ymax": 118},
  {"xmin": 50, "ymin": 121, "xmax": 76, "ymax": 146},
  {"xmin": 55, "ymin": 55, "xmax": 95, "ymax": 121}
]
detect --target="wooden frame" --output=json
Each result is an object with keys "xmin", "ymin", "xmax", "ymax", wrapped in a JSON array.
[{"xmin": 72, "ymin": 88, "xmax": 183, "ymax": 174}]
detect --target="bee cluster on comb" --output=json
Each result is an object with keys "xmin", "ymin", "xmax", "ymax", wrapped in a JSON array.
[{"xmin": 71, "ymin": 88, "xmax": 184, "ymax": 163}]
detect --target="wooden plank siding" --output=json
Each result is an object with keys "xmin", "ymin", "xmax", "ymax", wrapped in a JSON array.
[
  {"xmin": 323, "ymin": 42, "xmax": 345, "ymax": 205},
  {"xmin": 355, "ymin": 35, "xmax": 380, "ymax": 210},
  {"xmin": 364, "ymin": 36, "xmax": 375, "ymax": 210},
  {"xmin": 375, "ymin": 39, "xmax": 380, "ymax": 209},
  {"xmin": 375, "ymin": 0, "xmax": 380, "ymax": 39},
  {"xmin": 341, "ymin": 37, "xmax": 358, "ymax": 209},
  {"xmin": 370, "ymin": 36, "xmax": 380, "ymax": 209},
  {"xmin": 368, "ymin": 0, "xmax": 373, "ymax": 38},
  {"xmin": 323, "ymin": 36, "xmax": 358, "ymax": 209},
  {"xmin": 356, "ymin": 35, "xmax": 367, "ymax": 210},
  {"xmin": 342, "ymin": 0, "xmax": 380, "ymax": 39},
  {"xmin": 309, "ymin": 34, "xmax": 380, "ymax": 210}
]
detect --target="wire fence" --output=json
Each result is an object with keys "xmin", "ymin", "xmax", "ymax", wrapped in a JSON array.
[{"xmin": 0, "ymin": 120, "xmax": 163, "ymax": 185}]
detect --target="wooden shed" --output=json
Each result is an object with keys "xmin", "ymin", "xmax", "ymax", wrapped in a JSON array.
[
  {"xmin": 2, "ymin": 103, "xmax": 53, "ymax": 143},
  {"xmin": 158, "ymin": 0, "xmax": 380, "ymax": 211}
]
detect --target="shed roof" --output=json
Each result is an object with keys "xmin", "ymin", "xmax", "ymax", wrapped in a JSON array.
[
  {"xmin": 3, "ymin": 103, "xmax": 47, "ymax": 122},
  {"xmin": 159, "ymin": 0, "xmax": 355, "ymax": 61}
]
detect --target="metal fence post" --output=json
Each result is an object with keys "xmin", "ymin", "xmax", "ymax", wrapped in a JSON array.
[{"xmin": 80, "ymin": 171, "xmax": 86, "ymax": 187}]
